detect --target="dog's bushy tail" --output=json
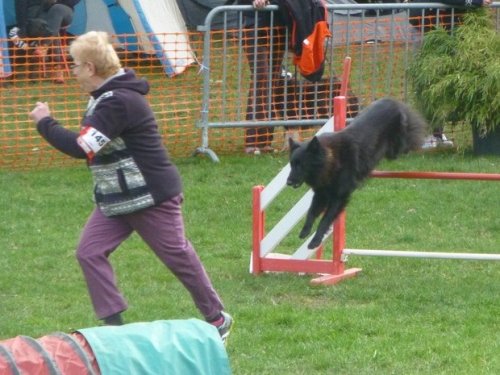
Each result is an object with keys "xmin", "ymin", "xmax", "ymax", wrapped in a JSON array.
[{"xmin": 386, "ymin": 99, "xmax": 427, "ymax": 159}]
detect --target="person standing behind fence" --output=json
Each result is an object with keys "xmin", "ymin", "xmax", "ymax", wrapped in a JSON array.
[
  {"xmin": 233, "ymin": 0, "xmax": 288, "ymax": 154},
  {"xmin": 10, "ymin": 0, "xmax": 80, "ymax": 83},
  {"xmin": 28, "ymin": 31, "xmax": 233, "ymax": 344}
]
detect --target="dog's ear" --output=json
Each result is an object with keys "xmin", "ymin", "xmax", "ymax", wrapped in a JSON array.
[
  {"xmin": 288, "ymin": 137, "xmax": 300, "ymax": 152},
  {"xmin": 307, "ymin": 136, "xmax": 322, "ymax": 153}
]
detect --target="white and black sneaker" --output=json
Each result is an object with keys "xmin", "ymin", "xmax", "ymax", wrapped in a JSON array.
[
  {"xmin": 213, "ymin": 311, "xmax": 234, "ymax": 346},
  {"xmin": 9, "ymin": 27, "xmax": 27, "ymax": 49}
]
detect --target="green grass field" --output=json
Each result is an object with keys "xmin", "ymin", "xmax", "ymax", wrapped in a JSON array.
[{"xmin": 1, "ymin": 152, "xmax": 499, "ymax": 374}]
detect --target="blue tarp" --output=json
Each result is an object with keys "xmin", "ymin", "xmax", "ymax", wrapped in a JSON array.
[
  {"xmin": 78, "ymin": 319, "xmax": 231, "ymax": 375},
  {"xmin": 0, "ymin": 2, "xmax": 12, "ymax": 78},
  {"xmin": 1, "ymin": 0, "xmax": 16, "ymax": 26}
]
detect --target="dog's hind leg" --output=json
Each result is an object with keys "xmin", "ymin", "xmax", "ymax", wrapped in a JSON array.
[
  {"xmin": 308, "ymin": 196, "xmax": 349, "ymax": 249},
  {"xmin": 299, "ymin": 193, "xmax": 327, "ymax": 239}
]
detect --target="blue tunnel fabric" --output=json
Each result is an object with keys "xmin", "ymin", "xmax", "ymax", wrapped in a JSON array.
[{"xmin": 78, "ymin": 319, "xmax": 231, "ymax": 375}]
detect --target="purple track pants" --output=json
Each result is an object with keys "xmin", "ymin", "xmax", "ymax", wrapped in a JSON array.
[{"xmin": 76, "ymin": 194, "xmax": 224, "ymax": 321}]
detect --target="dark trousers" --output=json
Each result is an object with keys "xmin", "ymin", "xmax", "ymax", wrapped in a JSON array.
[
  {"xmin": 27, "ymin": 4, "xmax": 73, "ymax": 63},
  {"xmin": 243, "ymin": 25, "xmax": 286, "ymax": 147}
]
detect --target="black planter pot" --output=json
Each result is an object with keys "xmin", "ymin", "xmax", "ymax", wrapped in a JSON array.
[{"xmin": 472, "ymin": 125, "xmax": 500, "ymax": 156}]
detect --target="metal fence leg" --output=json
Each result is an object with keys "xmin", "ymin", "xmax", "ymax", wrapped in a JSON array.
[{"xmin": 192, "ymin": 124, "xmax": 220, "ymax": 162}]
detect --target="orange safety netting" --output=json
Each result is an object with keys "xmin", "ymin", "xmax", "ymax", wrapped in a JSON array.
[
  {"xmin": 1, "ymin": 32, "xmax": 207, "ymax": 170},
  {"xmin": 0, "ymin": 12, "xmax": 463, "ymax": 170}
]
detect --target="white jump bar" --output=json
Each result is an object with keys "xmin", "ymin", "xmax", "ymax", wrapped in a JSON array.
[{"xmin": 343, "ymin": 249, "xmax": 500, "ymax": 261}]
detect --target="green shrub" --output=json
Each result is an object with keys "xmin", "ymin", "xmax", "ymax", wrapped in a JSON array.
[{"xmin": 409, "ymin": 9, "xmax": 500, "ymax": 136}]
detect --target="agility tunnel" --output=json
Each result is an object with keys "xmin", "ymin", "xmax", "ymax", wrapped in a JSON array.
[{"xmin": 0, "ymin": 319, "xmax": 231, "ymax": 375}]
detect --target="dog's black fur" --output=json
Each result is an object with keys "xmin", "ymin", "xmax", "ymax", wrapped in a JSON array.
[{"xmin": 286, "ymin": 98, "xmax": 426, "ymax": 249}]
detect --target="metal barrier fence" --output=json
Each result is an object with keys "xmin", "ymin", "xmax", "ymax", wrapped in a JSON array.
[
  {"xmin": 195, "ymin": 3, "xmax": 499, "ymax": 161},
  {"xmin": 0, "ymin": 3, "xmax": 498, "ymax": 169}
]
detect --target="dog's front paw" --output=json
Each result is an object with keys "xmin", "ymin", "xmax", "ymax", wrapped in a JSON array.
[
  {"xmin": 299, "ymin": 226, "xmax": 311, "ymax": 239},
  {"xmin": 307, "ymin": 236, "xmax": 322, "ymax": 249}
]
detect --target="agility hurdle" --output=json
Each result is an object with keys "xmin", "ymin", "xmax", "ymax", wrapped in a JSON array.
[
  {"xmin": 251, "ymin": 57, "xmax": 363, "ymax": 284},
  {"xmin": 251, "ymin": 95, "xmax": 362, "ymax": 284},
  {"xmin": 251, "ymin": 77, "xmax": 500, "ymax": 285},
  {"xmin": 251, "ymin": 97, "xmax": 500, "ymax": 285}
]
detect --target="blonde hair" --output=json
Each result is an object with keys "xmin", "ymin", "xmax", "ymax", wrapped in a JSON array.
[{"xmin": 70, "ymin": 31, "xmax": 122, "ymax": 78}]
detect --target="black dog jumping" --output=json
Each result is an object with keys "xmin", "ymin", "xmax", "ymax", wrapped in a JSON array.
[{"xmin": 286, "ymin": 98, "xmax": 426, "ymax": 249}]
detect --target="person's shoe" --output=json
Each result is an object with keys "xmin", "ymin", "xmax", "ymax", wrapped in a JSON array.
[
  {"xmin": 213, "ymin": 311, "xmax": 233, "ymax": 346},
  {"xmin": 440, "ymin": 133, "xmax": 454, "ymax": 147},
  {"xmin": 422, "ymin": 135, "xmax": 440, "ymax": 149},
  {"xmin": 422, "ymin": 134, "xmax": 454, "ymax": 149},
  {"xmin": 245, "ymin": 147, "xmax": 261, "ymax": 155},
  {"xmin": 9, "ymin": 27, "xmax": 27, "ymax": 49},
  {"xmin": 102, "ymin": 312, "xmax": 124, "ymax": 326}
]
